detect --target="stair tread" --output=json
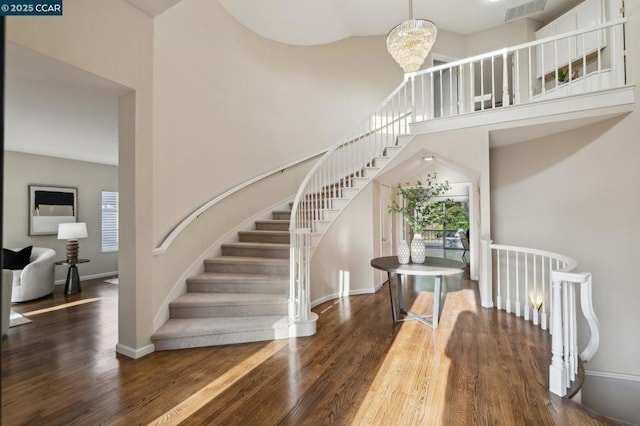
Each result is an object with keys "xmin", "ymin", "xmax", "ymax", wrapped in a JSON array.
[
  {"xmin": 172, "ymin": 292, "xmax": 287, "ymax": 306},
  {"xmin": 153, "ymin": 315, "xmax": 288, "ymax": 339},
  {"xmin": 188, "ymin": 273, "xmax": 288, "ymax": 283},
  {"xmin": 205, "ymin": 256, "xmax": 289, "ymax": 265},
  {"xmin": 239, "ymin": 230, "xmax": 289, "ymax": 235},
  {"xmin": 222, "ymin": 242, "xmax": 289, "ymax": 249},
  {"xmin": 255, "ymin": 220, "xmax": 290, "ymax": 224}
]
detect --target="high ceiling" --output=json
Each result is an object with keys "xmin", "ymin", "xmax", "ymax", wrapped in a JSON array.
[{"xmin": 128, "ymin": 0, "xmax": 583, "ymax": 45}]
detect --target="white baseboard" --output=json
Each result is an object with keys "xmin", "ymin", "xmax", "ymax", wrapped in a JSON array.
[
  {"xmin": 311, "ymin": 286, "xmax": 376, "ymax": 308},
  {"xmin": 585, "ymin": 370, "xmax": 640, "ymax": 383},
  {"xmin": 582, "ymin": 369, "xmax": 640, "ymax": 426},
  {"xmin": 55, "ymin": 271, "xmax": 118, "ymax": 285},
  {"xmin": 115, "ymin": 343, "xmax": 155, "ymax": 359}
]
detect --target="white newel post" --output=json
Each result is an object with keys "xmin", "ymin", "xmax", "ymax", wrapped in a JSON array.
[
  {"xmin": 549, "ymin": 276, "xmax": 567, "ymax": 396},
  {"xmin": 480, "ymin": 240, "xmax": 494, "ymax": 308},
  {"xmin": 289, "ymin": 229, "xmax": 318, "ymax": 338}
]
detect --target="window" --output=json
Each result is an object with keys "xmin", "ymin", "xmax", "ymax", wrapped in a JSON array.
[{"xmin": 101, "ymin": 191, "xmax": 119, "ymax": 252}]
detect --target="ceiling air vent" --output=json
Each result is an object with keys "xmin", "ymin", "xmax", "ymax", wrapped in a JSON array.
[{"xmin": 505, "ymin": 0, "xmax": 546, "ymax": 22}]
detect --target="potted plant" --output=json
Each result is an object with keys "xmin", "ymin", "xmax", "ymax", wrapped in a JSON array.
[{"xmin": 389, "ymin": 173, "xmax": 451, "ymax": 263}]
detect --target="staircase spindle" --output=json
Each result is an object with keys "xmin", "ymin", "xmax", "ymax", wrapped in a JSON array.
[{"xmin": 506, "ymin": 249, "xmax": 511, "ymax": 313}]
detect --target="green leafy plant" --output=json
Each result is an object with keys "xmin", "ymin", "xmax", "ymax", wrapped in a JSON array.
[
  {"xmin": 557, "ymin": 68, "xmax": 569, "ymax": 83},
  {"xmin": 388, "ymin": 173, "xmax": 451, "ymax": 234}
]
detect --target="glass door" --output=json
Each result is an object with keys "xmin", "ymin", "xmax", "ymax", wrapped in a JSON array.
[{"xmin": 423, "ymin": 198, "xmax": 469, "ymax": 250}]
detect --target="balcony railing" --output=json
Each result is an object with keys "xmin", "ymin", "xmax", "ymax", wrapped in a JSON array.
[
  {"xmin": 408, "ymin": 18, "xmax": 627, "ymax": 121},
  {"xmin": 480, "ymin": 241, "xmax": 600, "ymax": 396}
]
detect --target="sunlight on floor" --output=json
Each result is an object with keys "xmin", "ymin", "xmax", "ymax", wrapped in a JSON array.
[
  {"xmin": 22, "ymin": 298, "xmax": 102, "ymax": 316},
  {"xmin": 339, "ymin": 269, "xmax": 350, "ymax": 297},
  {"xmin": 352, "ymin": 264, "xmax": 477, "ymax": 423},
  {"xmin": 147, "ymin": 339, "xmax": 289, "ymax": 426}
]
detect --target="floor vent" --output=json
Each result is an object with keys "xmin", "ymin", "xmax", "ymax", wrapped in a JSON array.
[{"xmin": 505, "ymin": 0, "xmax": 546, "ymax": 22}]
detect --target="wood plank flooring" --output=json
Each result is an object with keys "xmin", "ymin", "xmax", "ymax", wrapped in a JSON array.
[{"xmin": 1, "ymin": 272, "xmax": 615, "ymax": 425}]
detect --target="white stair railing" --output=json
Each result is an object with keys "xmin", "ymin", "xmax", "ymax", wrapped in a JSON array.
[
  {"xmin": 549, "ymin": 271, "xmax": 601, "ymax": 396},
  {"xmin": 287, "ymin": 19, "xmax": 626, "ymax": 336},
  {"xmin": 482, "ymin": 242, "xmax": 600, "ymax": 396},
  {"xmin": 288, "ymin": 77, "xmax": 414, "ymax": 329}
]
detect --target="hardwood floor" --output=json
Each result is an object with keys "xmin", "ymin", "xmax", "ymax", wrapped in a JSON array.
[{"xmin": 2, "ymin": 272, "xmax": 615, "ymax": 425}]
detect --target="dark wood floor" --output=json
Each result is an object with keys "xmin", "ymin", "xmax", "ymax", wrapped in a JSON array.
[{"xmin": 2, "ymin": 272, "xmax": 615, "ymax": 425}]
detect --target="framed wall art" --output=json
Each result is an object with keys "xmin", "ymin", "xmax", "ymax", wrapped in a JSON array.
[{"xmin": 29, "ymin": 185, "xmax": 78, "ymax": 235}]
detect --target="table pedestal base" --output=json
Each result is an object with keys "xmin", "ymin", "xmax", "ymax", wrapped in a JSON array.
[
  {"xmin": 387, "ymin": 272, "xmax": 442, "ymax": 329},
  {"xmin": 65, "ymin": 265, "xmax": 82, "ymax": 295}
]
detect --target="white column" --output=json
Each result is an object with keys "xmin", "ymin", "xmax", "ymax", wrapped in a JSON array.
[{"xmin": 480, "ymin": 240, "xmax": 494, "ymax": 308}]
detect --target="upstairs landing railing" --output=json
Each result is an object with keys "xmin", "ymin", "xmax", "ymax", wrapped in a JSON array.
[
  {"xmin": 481, "ymin": 242, "xmax": 600, "ymax": 397},
  {"xmin": 408, "ymin": 18, "xmax": 627, "ymax": 120},
  {"xmin": 288, "ymin": 19, "xmax": 627, "ymax": 334}
]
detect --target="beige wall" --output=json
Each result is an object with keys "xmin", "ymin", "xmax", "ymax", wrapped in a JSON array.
[
  {"xmin": 152, "ymin": 0, "xmax": 401, "ymax": 240},
  {"xmin": 3, "ymin": 151, "xmax": 118, "ymax": 281},
  {"xmin": 465, "ymin": 18, "xmax": 542, "ymax": 56},
  {"xmin": 310, "ymin": 184, "xmax": 376, "ymax": 304},
  {"xmin": 7, "ymin": 0, "xmax": 155, "ymax": 351}
]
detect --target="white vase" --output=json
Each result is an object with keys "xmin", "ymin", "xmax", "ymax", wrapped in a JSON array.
[
  {"xmin": 410, "ymin": 233, "xmax": 426, "ymax": 264},
  {"xmin": 397, "ymin": 240, "xmax": 410, "ymax": 264}
]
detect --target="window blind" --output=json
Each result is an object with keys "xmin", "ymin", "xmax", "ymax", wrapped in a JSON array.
[{"xmin": 101, "ymin": 191, "xmax": 119, "ymax": 252}]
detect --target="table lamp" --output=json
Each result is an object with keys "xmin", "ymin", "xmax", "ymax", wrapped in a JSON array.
[{"xmin": 58, "ymin": 222, "xmax": 88, "ymax": 262}]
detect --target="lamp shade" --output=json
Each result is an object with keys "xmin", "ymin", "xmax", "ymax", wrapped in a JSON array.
[{"xmin": 58, "ymin": 222, "xmax": 88, "ymax": 240}]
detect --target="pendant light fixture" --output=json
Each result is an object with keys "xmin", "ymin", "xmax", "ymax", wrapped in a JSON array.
[{"xmin": 387, "ymin": 0, "xmax": 437, "ymax": 73}]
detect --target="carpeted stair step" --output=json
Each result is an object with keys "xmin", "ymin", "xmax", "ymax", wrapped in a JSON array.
[
  {"xmin": 238, "ymin": 230, "xmax": 289, "ymax": 244},
  {"xmin": 205, "ymin": 256, "xmax": 289, "ymax": 275},
  {"xmin": 186, "ymin": 272, "xmax": 288, "ymax": 294},
  {"xmin": 255, "ymin": 220, "xmax": 289, "ymax": 231},
  {"xmin": 151, "ymin": 315, "xmax": 289, "ymax": 350},
  {"xmin": 169, "ymin": 293, "xmax": 287, "ymax": 318},
  {"xmin": 221, "ymin": 242, "xmax": 289, "ymax": 259},
  {"xmin": 272, "ymin": 211, "xmax": 291, "ymax": 220}
]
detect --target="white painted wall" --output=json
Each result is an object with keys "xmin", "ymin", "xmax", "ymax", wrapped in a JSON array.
[
  {"xmin": 310, "ymin": 184, "xmax": 377, "ymax": 305},
  {"xmin": 3, "ymin": 151, "xmax": 118, "ymax": 281},
  {"xmin": 5, "ymin": 43, "xmax": 125, "ymax": 166}
]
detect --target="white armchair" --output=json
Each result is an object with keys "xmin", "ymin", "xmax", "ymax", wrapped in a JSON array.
[{"xmin": 10, "ymin": 247, "xmax": 56, "ymax": 302}]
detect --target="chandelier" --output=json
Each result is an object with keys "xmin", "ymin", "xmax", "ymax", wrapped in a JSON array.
[{"xmin": 387, "ymin": 0, "xmax": 437, "ymax": 73}]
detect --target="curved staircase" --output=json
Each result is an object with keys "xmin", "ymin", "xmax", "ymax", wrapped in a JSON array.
[{"xmin": 152, "ymin": 210, "xmax": 292, "ymax": 350}]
